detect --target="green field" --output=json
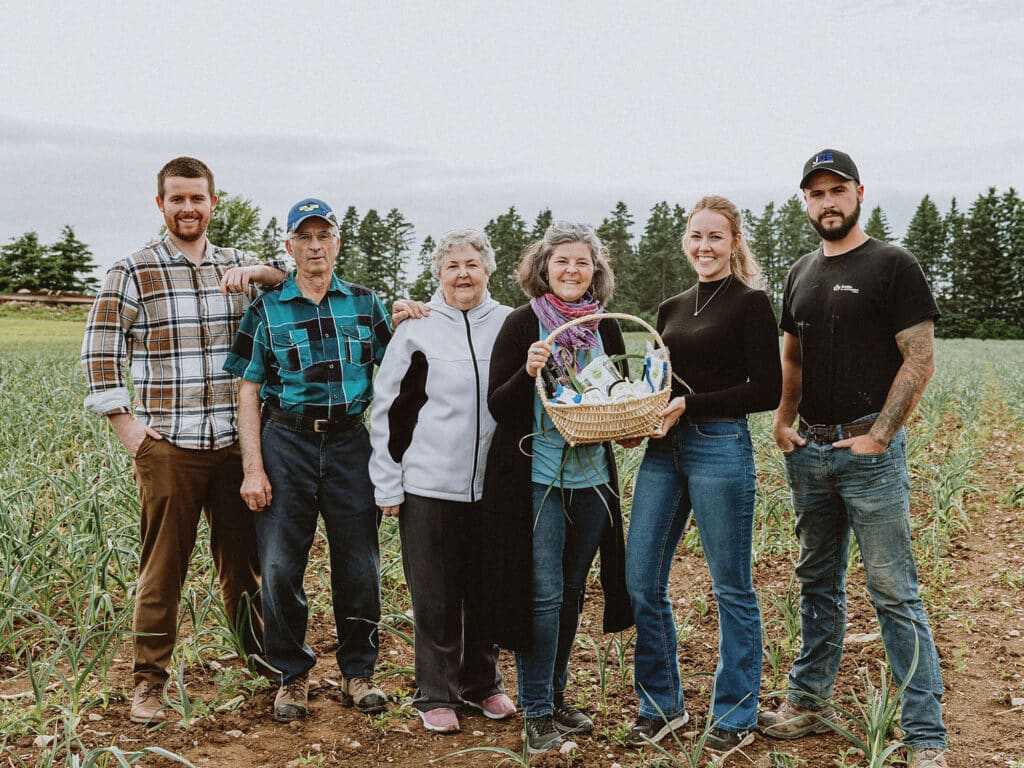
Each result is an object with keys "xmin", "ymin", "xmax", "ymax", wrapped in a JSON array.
[{"xmin": 2, "ymin": 318, "xmax": 1023, "ymax": 766}]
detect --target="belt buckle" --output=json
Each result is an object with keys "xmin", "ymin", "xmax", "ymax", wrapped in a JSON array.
[
  {"xmin": 313, "ymin": 419, "xmax": 329, "ymax": 433},
  {"xmin": 807, "ymin": 424, "xmax": 831, "ymax": 443}
]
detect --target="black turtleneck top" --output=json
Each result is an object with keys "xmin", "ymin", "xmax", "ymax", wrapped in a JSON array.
[{"xmin": 656, "ymin": 276, "xmax": 782, "ymax": 419}]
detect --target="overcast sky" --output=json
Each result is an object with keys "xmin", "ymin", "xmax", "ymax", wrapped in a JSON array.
[{"xmin": 1, "ymin": 0, "xmax": 1021, "ymax": 275}]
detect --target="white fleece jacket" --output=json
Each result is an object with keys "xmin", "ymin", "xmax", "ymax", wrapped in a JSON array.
[{"xmin": 369, "ymin": 289, "xmax": 512, "ymax": 507}]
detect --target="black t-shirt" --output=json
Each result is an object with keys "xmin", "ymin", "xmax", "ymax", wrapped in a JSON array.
[
  {"xmin": 780, "ymin": 238, "xmax": 940, "ymax": 425},
  {"xmin": 657, "ymin": 277, "xmax": 782, "ymax": 419}
]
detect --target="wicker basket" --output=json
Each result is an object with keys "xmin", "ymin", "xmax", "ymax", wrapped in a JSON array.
[{"xmin": 535, "ymin": 312, "xmax": 671, "ymax": 446}]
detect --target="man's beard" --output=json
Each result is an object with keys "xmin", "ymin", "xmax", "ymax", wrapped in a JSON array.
[
  {"xmin": 166, "ymin": 214, "xmax": 208, "ymax": 243},
  {"xmin": 809, "ymin": 199, "xmax": 861, "ymax": 241}
]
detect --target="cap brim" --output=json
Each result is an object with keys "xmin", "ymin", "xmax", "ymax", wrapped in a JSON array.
[
  {"xmin": 288, "ymin": 213, "xmax": 335, "ymax": 233},
  {"xmin": 800, "ymin": 167, "xmax": 857, "ymax": 189}
]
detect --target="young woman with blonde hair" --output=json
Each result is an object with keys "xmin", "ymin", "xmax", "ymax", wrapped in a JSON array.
[{"xmin": 624, "ymin": 195, "xmax": 781, "ymax": 752}]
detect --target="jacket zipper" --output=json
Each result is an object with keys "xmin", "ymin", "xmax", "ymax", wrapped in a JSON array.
[{"xmin": 462, "ymin": 310, "xmax": 480, "ymax": 503}]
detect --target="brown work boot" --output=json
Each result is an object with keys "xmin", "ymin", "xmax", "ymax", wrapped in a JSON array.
[
  {"xmin": 130, "ymin": 681, "xmax": 167, "ymax": 725},
  {"xmin": 340, "ymin": 675, "xmax": 386, "ymax": 713},
  {"xmin": 757, "ymin": 698, "xmax": 836, "ymax": 739},
  {"xmin": 273, "ymin": 674, "xmax": 309, "ymax": 721}
]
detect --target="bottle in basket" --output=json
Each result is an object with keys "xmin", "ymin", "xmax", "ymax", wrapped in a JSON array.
[{"xmin": 541, "ymin": 357, "xmax": 573, "ymax": 399}]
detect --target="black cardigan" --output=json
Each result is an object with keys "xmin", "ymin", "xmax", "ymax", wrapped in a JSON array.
[{"xmin": 480, "ymin": 304, "xmax": 634, "ymax": 651}]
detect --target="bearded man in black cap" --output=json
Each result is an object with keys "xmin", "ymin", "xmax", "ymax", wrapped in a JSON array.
[{"xmin": 760, "ymin": 149, "xmax": 948, "ymax": 768}]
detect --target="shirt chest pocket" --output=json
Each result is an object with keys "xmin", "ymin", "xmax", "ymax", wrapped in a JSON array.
[
  {"xmin": 341, "ymin": 325, "xmax": 372, "ymax": 365},
  {"xmin": 271, "ymin": 328, "xmax": 313, "ymax": 371}
]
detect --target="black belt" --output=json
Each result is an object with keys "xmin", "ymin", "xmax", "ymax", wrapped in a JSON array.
[
  {"xmin": 262, "ymin": 403, "xmax": 364, "ymax": 433},
  {"xmin": 799, "ymin": 417, "xmax": 876, "ymax": 443}
]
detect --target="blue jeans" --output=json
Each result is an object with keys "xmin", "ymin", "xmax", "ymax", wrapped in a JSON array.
[
  {"xmin": 515, "ymin": 483, "xmax": 610, "ymax": 718},
  {"xmin": 256, "ymin": 419, "xmax": 381, "ymax": 684},
  {"xmin": 626, "ymin": 420, "xmax": 761, "ymax": 731},
  {"xmin": 783, "ymin": 424, "xmax": 946, "ymax": 750}
]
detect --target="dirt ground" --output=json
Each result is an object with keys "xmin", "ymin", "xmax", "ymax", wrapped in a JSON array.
[{"xmin": 6, "ymin": 412, "xmax": 1023, "ymax": 768}]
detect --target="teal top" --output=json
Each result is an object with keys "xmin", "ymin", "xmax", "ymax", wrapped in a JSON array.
[
  {"xmin": 531, "ymin": 328, "xmax": 611, "ymax": 488},
  {"xmin": 224, "ymin": 272, "xmax": 391, "ymax": 418}
]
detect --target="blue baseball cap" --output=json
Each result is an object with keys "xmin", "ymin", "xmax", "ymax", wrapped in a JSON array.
[{"xmin": 286, "ymin": 198, "xmax": 338, "ymax": 233}]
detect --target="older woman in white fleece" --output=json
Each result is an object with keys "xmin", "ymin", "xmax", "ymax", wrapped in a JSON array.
[{"xmin": 369, "ymin": 228, "xmax": 514, "ymax": 734}]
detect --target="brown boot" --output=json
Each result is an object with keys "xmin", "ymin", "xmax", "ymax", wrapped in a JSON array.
[
  {"xmin": 340, "ymin": 675, "xmax": 386, "ymax": 713},
  {"xmin": 273, "ymin": 674, "xmax": 309, "ymax": 721},
  {"xmin": 909, "ymin": 748, "xmax": 948, "ymax": 768},
  {"xmin": 757, "ymin": 698, "xmax": 836, "ymax": 739},
  {"xmin": 130, "ymin": 681, "xmax": 167, "ymax": 725}
]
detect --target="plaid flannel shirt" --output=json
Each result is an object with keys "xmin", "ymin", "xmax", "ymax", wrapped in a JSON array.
[
  {"xmin": 81, "ymin": 235, "xmax": 288, "ymax": 450},
  {"xmin": 223, "ymin": 273, "xmax": 391, "ymax": 418}
]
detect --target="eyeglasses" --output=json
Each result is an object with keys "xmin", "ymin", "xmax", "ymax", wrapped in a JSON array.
[{"xmin": 290, "ymin": 230, "xmax": 337, "ymax": 244}]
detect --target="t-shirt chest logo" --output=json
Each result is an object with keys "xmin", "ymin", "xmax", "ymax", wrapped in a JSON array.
[{"xmin": 832, "ymin": 283, "xmax": 860, "ymax": 295}]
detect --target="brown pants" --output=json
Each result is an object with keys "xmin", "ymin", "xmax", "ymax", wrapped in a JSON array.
[{"xmin": 132, "ymin": 437, "xmax": 263, "ymax": 684}]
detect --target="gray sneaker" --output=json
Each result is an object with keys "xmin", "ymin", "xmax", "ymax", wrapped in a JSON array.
[
  {"xmin": 552, "ymin": 701, "xmax": 593, "ymax": 734},
  {"xmin": 524, "ymin": 715, "xmax": 563, "ymax": 754},
  {"xmin": 704, "ymin": 726, "xmax": 754, "ymax": 752},
  {"xmin": 624, "ymin": 711, "xmax": 690, "ymax": 746},
  {"xmin": 757, "ymin": 698, "xmax": 836, "ymax": 739},
  {"xmin": 273, "ymin": 675, "xmax": 308, "ymax": 721}
]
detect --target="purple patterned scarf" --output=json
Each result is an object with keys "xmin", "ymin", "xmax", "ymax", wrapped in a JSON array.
[{"xmin": 530, "ymin": 292, "xmax": 603, "ymax": 371}]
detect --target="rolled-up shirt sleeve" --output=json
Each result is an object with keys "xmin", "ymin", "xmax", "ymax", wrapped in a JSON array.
[{"xmin": 81, "ymin": 264, "xmax": 139, "ymax": 416}]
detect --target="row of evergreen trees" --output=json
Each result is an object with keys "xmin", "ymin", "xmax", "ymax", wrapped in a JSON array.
[
  {"xmin": 402, "ymin": 188, "xmax": 1023, "ymax": 339},
  {"xmin": 2, "ymin": 188, "xmax": 1021, "ymax": 338},
  {"xmin": 0, "ymin": 227, "xmax": 99, "ymax": 294}
]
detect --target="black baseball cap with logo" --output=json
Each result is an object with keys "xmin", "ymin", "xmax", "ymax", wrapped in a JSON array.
[{"xmin": 800, "ymin": 149, "xmax": 860, "ymax": 189}]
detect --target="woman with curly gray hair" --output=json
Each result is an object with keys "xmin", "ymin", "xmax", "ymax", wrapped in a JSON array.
[
  {"xmin": 481, "ymin": 221, "xmax": 633, "ymax": 754},
  {"xmin": 369, "ymin": 228, "xmax": 516, "ymax": 733}
]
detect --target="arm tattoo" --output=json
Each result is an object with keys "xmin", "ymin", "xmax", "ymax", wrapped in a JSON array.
[{"xmin": 871, "ymin": 321, "xmax": 936, "ymax": 444}]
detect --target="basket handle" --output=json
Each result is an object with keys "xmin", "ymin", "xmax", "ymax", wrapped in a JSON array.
[{"xmin": 533, "ymin": 312, "xmax": 671, "ymax": 406}]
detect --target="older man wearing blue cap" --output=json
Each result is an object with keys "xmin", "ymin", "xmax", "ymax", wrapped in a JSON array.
[{"xmin": 224, "ymin": 197, "xmax": 392, "ymax": 721}]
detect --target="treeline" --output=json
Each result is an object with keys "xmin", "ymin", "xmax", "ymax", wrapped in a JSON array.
[
  {"xmin": 3, "ymin": 188, "xmax": 1022, "ymax": 338},
  {"xmin": 323, "ymin": 188, "xmax": 1024, "ymax": 341},
  {"xmin": 0, "ymin": 227, "xmax": 98, "ymax": 294}
]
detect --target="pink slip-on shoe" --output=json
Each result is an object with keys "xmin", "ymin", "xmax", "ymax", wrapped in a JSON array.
[
  {"xmin": 467, "ymin": 693, "xmax": 517, "ymax": 720},
  {"xmin": 419, "ymin": 707, "xmax": 460, "ymax": 732}
]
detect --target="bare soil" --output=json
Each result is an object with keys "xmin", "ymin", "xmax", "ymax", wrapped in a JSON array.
[{"xmin": 6, "ymin": 408, "xmax": 1023, "ymax": 768}]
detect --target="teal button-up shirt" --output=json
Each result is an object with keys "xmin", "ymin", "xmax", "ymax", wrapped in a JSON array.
[{"xmin": 224, "ymin": 272, "xmax": 391, "ymax": 419}]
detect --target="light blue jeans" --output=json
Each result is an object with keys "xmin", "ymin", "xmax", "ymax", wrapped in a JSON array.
[
  {"xmin": 626, "ymin": 420, "xmax": 761, "ymax": 732},
  {"xmin": 783, "ymin": 422, "xmax": 946, "ymax": 750}
]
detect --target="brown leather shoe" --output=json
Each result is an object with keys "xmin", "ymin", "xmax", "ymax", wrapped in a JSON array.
[
  {"xmin": 130, "ymin": 681, "xmax": 167, "ymax": 725},
  {"xmin": 340, "ymin": 675, "xmax": 386, "ymax": 713}
]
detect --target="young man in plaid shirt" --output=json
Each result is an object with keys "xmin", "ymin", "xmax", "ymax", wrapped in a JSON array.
[
  {"xmin": 81, "ymin": 156, "xmax": 287, "ymax": 724},
  {"xmin": 224, "ymin": 197, "xmax": 392, "ymax": 722}
]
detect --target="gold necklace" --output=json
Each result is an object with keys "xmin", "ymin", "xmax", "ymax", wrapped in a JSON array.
[{"xmin": 693, "ymin": 274, "xmax": 732, "ymax": 316}]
